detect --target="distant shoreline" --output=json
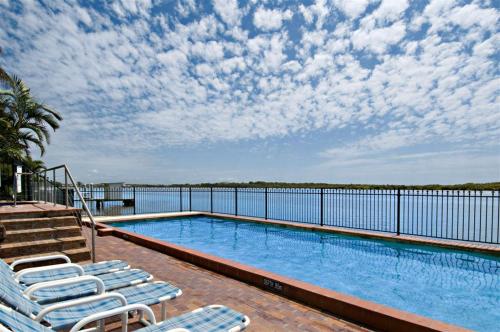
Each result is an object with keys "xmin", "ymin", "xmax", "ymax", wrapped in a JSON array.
[{"xmin": 99, "ymin": 182, "xmax": 500, "ymax": 191}]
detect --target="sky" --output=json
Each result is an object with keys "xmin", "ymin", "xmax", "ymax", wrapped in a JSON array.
[{"xmin": 0, "ymin": 0, "xmax": 499, "ymax": 185}]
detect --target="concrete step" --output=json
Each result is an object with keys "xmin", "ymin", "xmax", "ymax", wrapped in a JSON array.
[
  {"xmin": 3, "ymin": 248, "xmax": 92, "ymax": 269},
  {"xmin": 1, "ymin": 216, "xmax": 79, "ymax": 230},
  {"xmin": 3, "ymin": 226, "xmax": 82, "ymax": 243},
  {"xmin": 0, "ymin": 236, "xmax": 87, "ymax": 258},
  {"xmin": 0, "ymin": 208, "xmax": 79, "ymax": 221}
]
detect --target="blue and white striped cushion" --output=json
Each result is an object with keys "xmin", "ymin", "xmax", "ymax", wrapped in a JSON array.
[
  {"xmin": 30, "ymin": 280, "xmax": 98, "ymax": 304},
  {"xmin": 137, "ymin": 305, "xmax": 248, "ymax": 332},
  {"xmin": 0, "ymin": 304, "xmax": 52, "ymax": 332},
  {"xmin": 97, "ymin": 269, "xmax": 151, "ymax": 290},
  {"xmin": 31, "ymin": 269, "xmax": 152, "ymax": 304},
  {"xmin": 0, "ymin": 259, "xmax": 14, "ymax": 276},
  {"xmin": 0, "ymin": 268, "xmax": 41, "ymax": 317},
  {"xmin": 18, "ymin": 266, "xmax": 83, "ymax": 286},
  {"xmin": 42, "ymin": 297, "xmax": 123, "ymax": 330},
  {"xmin": 82, "ymin": 260, "xmax": 129, "ymax": 275},
  {"xmin": 116, "ymin": 282, "xmax": 181, "ymax": 306},
  {"xmin": 18, "ymin": 260, "xmax": 130, "ymax": 286}
]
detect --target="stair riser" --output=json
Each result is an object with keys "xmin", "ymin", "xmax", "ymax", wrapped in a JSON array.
[
  {"xmin": 2, "ymin": 218, "xmax": 78, "ymax": 230},
  {"xmin": 4, "ymin": 251, "xmax": 92, "ymax": 268},
  {"xmin": 68, "ymin": 250, "xmax": 92, "ymax": 263},
  {"xmin": 3, "ymin": 229, "xmax": 82, "ymax": 243},
  {"xmin": 0, "ymin": 210, "xmax": 78, "ymax": 221},
  {"xmin": 0, "ymin": 240, "xmax": 87, "ymax": 258}
]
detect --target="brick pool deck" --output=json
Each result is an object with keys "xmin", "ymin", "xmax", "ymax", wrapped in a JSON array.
[{"xmin": 87, "ymin": 232, "xmax": 371, "ymax": 332}]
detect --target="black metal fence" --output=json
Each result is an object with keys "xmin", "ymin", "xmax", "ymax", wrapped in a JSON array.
[{"xmin": 67, "ymin": 186, "xmax": 500, "ymax": 245}]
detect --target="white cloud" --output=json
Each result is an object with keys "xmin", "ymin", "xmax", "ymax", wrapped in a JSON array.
[
  {"xmin": 0, "ymin": 0, "xmax": 498, "ymax": 183},
  {"xmin": 190, "ymin": 41, "xmax": 225, "ymax": 61},
  {"xmin": 333, "ymin": 0, "xmax": 373, "ymax": 19},
  {"xmin": 368, "ymin": 0, "xmax": 409, "ymax": 25},
  {"xmin": 253, "ymin": 7, "xmax": 293, "ymax": 31},
  {"xmin": 212, "ymin": 0, "xmax": 241, "ymax": 27},
  {"xmin": 219, "ymin": 57, "xmax": 246, "ymax": 74},
  {"xmin": 352, "ymin": 21, "xmax": 407, "ymax": 53},
  {"xmin": 176, "ymin": 0, "xmax": 196, "ymax": 17},
  {"xmin": 158, "ymin": 49, "xmax": 188, "ymax": 66},
  {"xmin": 111, "ymin": 0, "xmax": 152, "ymax": 17},
  {"xmin": 299, "ymin": 0, "xmax": 330, "ymax": 28},
  {"xmin": 448, "ymin": 4, "xmax": 498, "ymax": 29}
]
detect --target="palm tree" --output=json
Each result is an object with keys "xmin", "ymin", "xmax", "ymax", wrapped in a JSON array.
[
  {"xmin": 0, "ymin": 63, "xmax": 62, "ymax": 197},
  {"xmin": 1, "ymin": 76, "xmax": 62, "ymax": 156}
]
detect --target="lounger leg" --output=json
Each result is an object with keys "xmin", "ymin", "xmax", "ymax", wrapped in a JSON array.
[
  {"xmin": 121, "ymin": 312, "xmax": 128, "ymax": 332},
  {"xmin": 161, "ymin": 302, "xmax": 167, "ymax": 321},
  {"xmin": 97, "ymin": 319, "xmax": 105, "ymax": 332},
  {"xmin": 138, "ymin": 309, "xmax": 150, "ymax": 326}
]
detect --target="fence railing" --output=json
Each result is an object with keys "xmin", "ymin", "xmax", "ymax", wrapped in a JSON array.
[
  {"xmin": 72, "ymin": 186, "xmax": 500, "ymax": 245},
  {"xmin": 26, "ymin": 165, "xmax": 98, "ymax": 262}
]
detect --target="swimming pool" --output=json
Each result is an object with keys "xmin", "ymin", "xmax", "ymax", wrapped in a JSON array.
[{"xmin": 110, "ymin": 216, "xmax": 500, "ymax": 331}]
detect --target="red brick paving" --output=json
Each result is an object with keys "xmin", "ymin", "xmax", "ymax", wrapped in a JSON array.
[{"xmin": 87, "ymin": 232, "xmax": 371, "ymax": 332}]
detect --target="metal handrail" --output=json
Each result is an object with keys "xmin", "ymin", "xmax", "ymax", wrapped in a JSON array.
[{"xmin": 20, "ymin": 164, "xmax": 97, "ymax": 263}]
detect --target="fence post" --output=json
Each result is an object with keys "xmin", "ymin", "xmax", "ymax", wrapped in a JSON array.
[
  {"xmin": 189, "ymin": 187, "xmax": 192, "ymax": 211},
  {"xmin": 64, "ymin": 171, "xmax": 68, "ymax": 208},
  {"xmin": 397, "ymin": 189, "xmax": 401, "ymax": 235},
  {"xmin": 320, "ymin": 188, "xmax": 324, "ymax": 226},
  {"xmin": 265, "ymin": 188, "xmax": 268, "ymax": 220},
  {"xmin": 235, "ymin": 187, "xmax": 238, "ymax": 216},
  {"xmin": 210, "ymin": 187, "xmax": 213, "ymax": 214},
  {"xmin": 53, "ymin": 169, "xmax": 56, "ymax": 205},
  {"xmin": 44, "ymin": 171, "xmax": 48, "ymax": 203},
  {"xmin": 133, "ymin": 186, "xmax": 136, "ymax": 215},
  {"xmin": 13, "ymin": 170, "xmax": 17, "ymax": 207},
  {"xmin": 179, "ymin": 187, "xmax": 183, "ymax": 212}
]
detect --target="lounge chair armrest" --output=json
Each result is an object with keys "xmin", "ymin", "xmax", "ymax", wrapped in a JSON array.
[
  {"xmin": 35, "ymin": 292, "xmax": 128, "ymax": 322},
  {"xmin": 0, "ymin": 325, "xmax": 12, "ymax": 332},
  {"xmin": 69, "ymin": 303, "xmax": 157, "ymax": 332},
  {"xmin": 229, "ymin": 318, "xmax": 251, "ymax": 332},
  {"xmin": 24, "ymin": 275, "xmax": 105, "ymax": 299},
  {"xmin": 15, "ymin": 263, "xmax": 84, "ymax": 282},
  {"xmin": 10, "ymin": 254, "xmax": 71, "ymax": 270}
]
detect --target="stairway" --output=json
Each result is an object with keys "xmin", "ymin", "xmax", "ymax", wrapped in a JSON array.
[{"xmin": 0, "ymin": 205, "xmax": 91, "ymax": 267}]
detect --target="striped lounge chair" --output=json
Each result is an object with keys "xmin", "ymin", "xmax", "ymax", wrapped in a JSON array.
[
  {"xmin": 0, "ymin": 263, "xmax": 182, "ymax": 329},
  {"xmin": 0, "ymin": 302, "xmax": 250, "ymax": 332},
  {"xmin": 8, "ymin": 254, "xmax": 130, "ymax": 285},
  {"xmin": 1, "ymin": 258, "xmax": 174, "ymax": 307}
]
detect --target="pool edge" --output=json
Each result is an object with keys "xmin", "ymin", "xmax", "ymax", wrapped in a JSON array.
[{"xmin": 99, "ymin": 222, "xmax": 471, "ymax": 332}]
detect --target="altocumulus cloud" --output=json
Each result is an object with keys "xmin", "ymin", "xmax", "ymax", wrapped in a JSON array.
[{"xmin": 0, "ymin": 0, "xmax": 498, "ymax": 183}]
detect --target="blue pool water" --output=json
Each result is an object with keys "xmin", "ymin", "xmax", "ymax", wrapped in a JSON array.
[{"xmin": 111, "ymin": 216, "xmax": 500, "ymax": 331}]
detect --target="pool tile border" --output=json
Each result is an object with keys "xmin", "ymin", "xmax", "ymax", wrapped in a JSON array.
[{"xmin": 99, "ymin": 221, "xmax": 471, "ymax": 332}]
